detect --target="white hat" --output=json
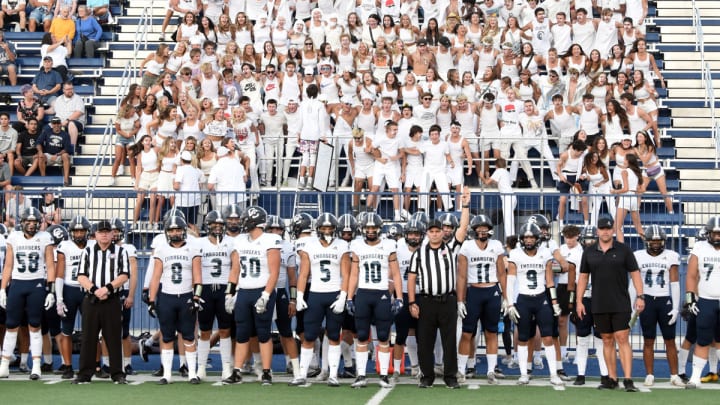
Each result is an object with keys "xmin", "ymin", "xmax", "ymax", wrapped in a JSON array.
[
  {"xmin": 340, "ymin": 95, "xmax": 355, "ymax": 105},
  {"xmin": 217, "ymin": 146, "xmax": 230, "ymax": 157},
  {"xmin": 180, "ymin": 151, "xmax": 193, "ymax": 162},
  {"xmin": 317, "ymin": 94, "xmax": 328, "ymax": 103}
]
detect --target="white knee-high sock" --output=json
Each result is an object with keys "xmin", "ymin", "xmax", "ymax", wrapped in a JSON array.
[
  {"xmin": 2, "ymin": 331, "xmax": 18, "ymax": 358},
  {"xmin": 575, "ymin": 336, "xmax": 591, "ymax": 375},
  {"xmin": 328, "ymin": 344, "xmax": 341, "ymax": 379},
  {"xmin": 457, "ymin": 354, "xmax": 469, "ymax": 375},
  {"xmin": 161, "ymin": 349, "xmax": 173, "ymax": 380},
  {"xmin": 678, "ymin": 348, "xmax": 689, "ymax": 375},
  {"xmin": 406, "ymin": 336, "xmax": 418, "ymax": 367},
  {"xmin": 378, "ymin": 347, "xmax": 390, "ymax": 376},
  {"xmin": 341, "ymin": 341, "xmax": 353, "ymax": 367},
  {"xmin": 322, "ymin": 338, "xmax": 329, "ymax": 371},
  {"xmin": 185, "ymin": 349, "xmax": 197, "ymax": 379},
  {"xmin": 690, "ymin": 356, "xmax": 708, "ymax": 384},
  {"xmin": 709, "ymin": 347, "xmax": 718, "ymax": 372},
  {"xmin": 29, "ymin": 331, "xmax": 42, "ymax": 360},
  {"xmin": 595, "ymin": 337, "xmax": 608, "ymax": 376},
  {"xmin": 219, "ymin": 337, "xmax": 232, "ymax": 369},
  {"xmin": 487, "ymin": 354, "xmax": 497, "ymax": 374},
  {"xmin": 356, "ymin": 348, "xmax": 368, "ymax": 377},
  {"xmin": 544, "ymin": 344, "xmax": 557, "ymax": 376},
  {"xmin": 518, "ymin": 345, "xmax": 529, "ymax": 376},
  {"xmin": 299, "ymin": 347, "xmax": 314, "ymax": 379},
  {"xmin": 197, "ymin": 339, "xmax": 210, "ymax": 369}
]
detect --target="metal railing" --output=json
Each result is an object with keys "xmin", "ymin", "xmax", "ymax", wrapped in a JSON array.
[
  {"xmin": 84, "ymin": 119, "xmax": 115, "ymax": 214},
  {"xmin": 694, "ymin": 2, "xmax": 720, "ymax": 167}
]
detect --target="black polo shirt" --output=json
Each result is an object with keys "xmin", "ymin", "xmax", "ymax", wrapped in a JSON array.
[{"xmin": 580, "ymin": 240, "xmax": 639, "ymax": 314}]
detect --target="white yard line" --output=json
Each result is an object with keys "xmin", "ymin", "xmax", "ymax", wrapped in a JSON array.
[{"xmin": 366, "ymin": 386, "xmax": 394, "ymax": 405}]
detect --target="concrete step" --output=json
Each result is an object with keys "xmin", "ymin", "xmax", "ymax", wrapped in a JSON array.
[
  {"xmin": 671, "ymin": 117, "xmax": 716, "ymax": 127},
  {"xmin": 675, "ymin": 138, "xmax": 717, "ymax": 148},
  {"xmin": 669, "ymin": 88, "xmax": 716, "ymax": 98},
  {"xmin": 669, "ymin": 107, "xmax": 714, "ymax": 117},
  {"xmin": 658, "ymin": 9, "xmax": 720, "ymax": 18},
  {"xmin": 71, "ymin": 175, "xmax": 136, "ymax": 188},
  {"xmin": 681, "ymin": 179, "xmax": 720, "ymax": 191},
  {"xmin": 662, "ymin": 52, "xmax": 720, "ymax": 61},
  {"xmin": 665, "ymin": 78, "xmax": 720, "ymax": 89},
  {"xmin": 679, "ymin": 169, "xmax": 720, "ymax": 180},
  {"xmin": 663, "ymin": 60, "xmax": 704, "ymax": 70},
  {"xmin": 676, "ymin": 147, "xmax": 718, "ymax": 159}
]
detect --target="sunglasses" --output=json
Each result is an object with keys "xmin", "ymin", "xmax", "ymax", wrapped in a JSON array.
[
  {"xmin": 423, "ymin": 97, "xmax": 432, "ymax": 101},
  {"xmin": 305, "ymin": 43, "xmax": 313, "ymax": 45}
]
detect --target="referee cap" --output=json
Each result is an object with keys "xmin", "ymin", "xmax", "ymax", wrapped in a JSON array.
[
  {"xmin": 427, "ymin": 219, "xmax": 442, "ymax": 230},
  {"xmin": 96, "ymin": 220, "xmax": 113, "ymax": 232}
]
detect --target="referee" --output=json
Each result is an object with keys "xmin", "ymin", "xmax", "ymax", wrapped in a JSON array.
[
  {"xmin": 408, "ymin": 190, "xmax": 470, "ymax": 389},
  {"xmin": 73, "ymin": 220, "xmax": 130, "ymax": 384}
]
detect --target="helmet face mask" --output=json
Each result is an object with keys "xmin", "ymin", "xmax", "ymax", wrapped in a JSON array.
[
  {"xmin": 706, "ymin": 217, "xmax": 720, "ymax": 247},
  {"xmin": 69, "ymin": 216, "xmax": 92, "ymax": 244},
  {"xmin": 111, "ymin": 218, "xmax": 124, "ymax": 243},
  {"xmin": 404, "ymin": 219, "xmax": 426, "ymax": 247},
  {"xmin": 337, "ymin": 214, "xmax": 358, "ymax": 241},
  {"xmin": 644, "ymin": 225, "xmax": 666, "ymax": 255},
  {"xmin": 519, "ymin": 223, "xmax": 541, "ymax": 251},
  {"xmin": 222, "ymin": 205, "xmax": 242, "ymax": 233},
  {"xmin": 361, "ymin": 213, "xmax": 383, "ymax": 242},
  {"xmin": 580, "ymin": 225, "xmax": 598, "ymax": 247},
  {"xmin": 164, "ymin": 216, "xmax": 188, "ymax": 244},
  {"xmin": 205, "ymin": 210, "xmax": 225, "ymax": 239},
  {"xmin": 405, "ymin": 231, "xmax": 423, "ymax": 247},
  {"xmin": 21, "ymin": 208, "xmax": 42, "ymax": 237},
  {"xmin": 316, "ymin": 213, "xmax": 338, "ymax": 244}
]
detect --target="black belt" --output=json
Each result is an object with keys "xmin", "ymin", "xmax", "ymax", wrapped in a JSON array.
[
  {"xmin": 642, "ymin": 294, "xmax": 669, "ymax": 301},
  {"xmin": 419, "ymin": 292, "xmax": 456, "ymax": 302}
]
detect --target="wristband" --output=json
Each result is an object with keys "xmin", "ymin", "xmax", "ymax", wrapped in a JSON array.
[
  {"xmin": 290, "ymin": 286, "xmax": 297, "ymax": 300},
  {"xmin": 193, "ymin": 284, "xmax": 203, "ymax": 297},
  {"xmin": 48, "ymin": 281, "xmax": 55, "ymax": 294},
  {"xmin": 105, "ymin": 283, "xmax": 114, "ymax": 295},
  {"xmin": 89, "ymin": 286, "xmax": 98, "ymax": 294},
  {"xmin": 226, "ymin": 282, "xmax": 237, "ymax": 296},
  {"xmin": 636, "ymin": 295, "xmax": 645, "ymax": 300},
  {"xmin": 408, "ymin": 301, "xmax": 416, "ymax": 306},
  {"xmin": 568, "ymin": 291, "xmax": 575, "ymax": 304},
  {"xmin": 548, "ymin": 286, "xmax": 557, "ymax": 301},
  {"xmin": 462, "ymin": 205, "xmax": 469, "ymax": 208}
]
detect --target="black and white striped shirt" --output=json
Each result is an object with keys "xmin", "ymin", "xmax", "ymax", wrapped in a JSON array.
[
  {"xmin": 77, "ymin": 242, "xmax": 130, "ymax": 289},
  {"xmin": 409, "ymin": 240, "xmax": 457, "ymax": 296}
]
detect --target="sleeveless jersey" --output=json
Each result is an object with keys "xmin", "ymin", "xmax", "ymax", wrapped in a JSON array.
[
  {"xmin": 351, "ymin": 238, "xmax": 397, "ymax": 291},
  {"xmin": 153, "ymin": 241, "xmax": 202, "ymax": 294},
  {"xmin": 7, "ymin": 231, "xmax": 52, "ymax": 280},
  {"xmin": 198, "ymin": 236, "xmax": 235, "ymax": 285},
  {"xmin": 458, "ymin": 239, "xmax": 504, "ymax": 284},
  {"xmin": 234, "ymin": 233, "xmax": 282, "ymax": 289},
  {"xmin": 635, "ymin": 249, "xmax": 680, "ymax": 297},
  {"xmin": 302, "ymin": 237, "xmax": 349, "ymax": 293},
  {"xmin": 509, "ymin": 247, "xmax": 552, "ymax": 295}
]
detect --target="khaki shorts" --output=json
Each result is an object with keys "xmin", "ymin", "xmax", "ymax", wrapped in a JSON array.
[{"xmin": 138, "ymin": 171, "xmax": 159, "ymax": 190}]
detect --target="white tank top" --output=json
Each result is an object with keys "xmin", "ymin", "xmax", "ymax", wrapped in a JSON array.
[
  {"xmin": 279, "ymin": 72, "xmax": 301, "ymax": 105},
  {"xmin": 562, "ymin": 153, "xmax": 581, "ymax": 174},
  {"xmin": 477, "ymin": 49, "xmax": 497, "ymax": 76},
  {"xmin": 338, "ymin": 79, "xmax": 358, "ymax": 103},
  {"xmin": 435, "ymin": 50, "xmax": 455, "ymax": 80},
  {"xmin": 458, "ymin": 53, "xmax": 476, "ymax": 77},
  {"xmin": 355, "ymin": 110, "xmax": 377, "ymax": 136},
  {"xmin": 455, "ymin": 108, "xmax": 477, "ymax": 138},
  {"xmin": 337, "ymin": 49, "xmax": 354, "ymax": 72},
  {"xmin": 579, "ymin": 107, "xmax": 600, "ymax": 135},
  {"xmin": 157, "ymin": 119, "xmax": 178, "ymax": 138},
  {"xmin": 447, "ymin": 135, "xmax": 464, "ymax": 166},
  {"xmin": 181, "ymin": 119, "xmax": 203, "ymax": 140},
  {"xmin": 479, "ymin": 106, "xmax": 500, "ymax": 134},
  {"xmin": 200, "ymin": 74, "xmax": 220, "ymax": 101},
  {"xmin": 401, "ymin": 85, "xmax": 419, "ymax": 106},
  {"xmin": 552, "ymin": 108, "xmax": 577, "ymax": 138},
  {"xmin": 319, "ymin": 75, "xmax": 340, "ymax": 103},
  {"xmin": 263, "ymin": 77, "xmax": 280, "ymax": 105},
  {"xmin": 352, "ymin": 137, "xmax": 375, "ymax": 167},
  {"xmin": 627, "ymin": 107, "xmax": 646, "ymax": 136}
]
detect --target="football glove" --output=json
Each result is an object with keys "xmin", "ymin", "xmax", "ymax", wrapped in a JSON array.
[
  {"xmin": 457, "ymin": 301, "xmax": 467, "ymax": 319},
  {"xmin": 552, "ymin": 303, "xmax": 562, "ymax": 317},
  {"xmin": 506, "ymin": 305, "xmax": 520, "ymax": 324},
  {"xmin": 148, "ymin": 301, "xmax": 158, "ymax": 318},
  {"xmin": 667, "ymin": 308, "xmax": 679, "ymax": 325},
  {"xmin": 44, "ymin": 292, "xmax": 56, "ymax": 311},
  {"xmin": 329, "ymin": 291, "xmax": 347, "ymax": 314},
  {"xmin": 295, "ymin": 292, "xmax": 308, "ymax": 312},
  {"xmin": 187, "ymin": 297, "xmax": 205, "ymax": 314},
  {"xmin": 0, "ymin": 289, "xmax": 6, "ymax": 309},
  {"xmin": 391, "ymin": 298, "xmax": 403, "ymax": 315},
  {"xmin": 500, "ymin": 298, "xmax": 509, "ymax": 315},
  {"xmin": 225, "ymin": 294, "xmax": 236, "ymax": 314},
  {"xmin": 57, "ymin": 301, "xmax": 68, "ymax": 318},
  {"xmin": 345, "ymin": 299, "xmax": 355, "ymax": 316},
  {"xmin": 255, "ymin": 291, "xmax": 270, "ymax": 314},
  {"xmin": 685, "ymin": 292, "xmax": 699, "ymax": 316},
  {"xmin": 141, "ymin": 289, "xmax": 150, "ymax": 305}
]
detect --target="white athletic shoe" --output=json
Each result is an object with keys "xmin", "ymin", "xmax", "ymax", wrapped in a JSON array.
[
  {"xmin": 644, "ymin": 374, "xmax": 655, "ymax": 386},
  {"xmin": 410, "ymin": 365, "xmax": 420, "ymax": 378},
  {"xmin": 550, "ymin": 375, "xmax": 565, "ymax": 386},
  {"xmin": 487, "ymin": 372, "xmax": 498, "ymax": 385},
  {"xmin": 30, "ymin": 363, "xmax": 41, "ymax": 380},
  {"xmin": 315, "ymin": 370, "xmax": 329, "ymax": 382},
  {"xmin": 327, "ymin": 377, "xmax": 340, "ymax": 387},
  {"xmin": 378, "ymin": 375, "xmax": 392, "ymax": 388},
  {"xmin": 392, "ymin": 371, "xmax": 400, "ymax": 383},
  {"xmin": 686, "ymin": 379, "xmax": 701, "ymax": 389},
  {"xmin": 222, "ymin": 364, "xmax": 232, "ymax": 380},
  {"xmin": 0, "ymin": 359, "xmax": 9, "ymax": 378},
  {"xmin": 517, "ymin": 375, "xmax": 530, "ymax": 385},
  {"xmin": 533, "ymin": 357, "xmax": 544, "ymax": 369},
  {"xmin": 457, "ymin": 372, "xmax": 466, "ymax": 383},
  {"xmin": 670, "ymin": 375, "xmax": 686, "ymax": 387},
  {"xmin": 197, "ymin": 366, "xmax": 206, "ymax": 380}
]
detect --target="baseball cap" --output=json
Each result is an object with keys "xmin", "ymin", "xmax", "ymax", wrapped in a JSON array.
[
  {"xmin": 43, "ymin": 56, "xmax": 53, "ymax": 62},
  {"xmin": 216, "ymin": 146, "xmax": 230, "ymax": 157},
  {"xmin": 50, "ymin": 117, "xmax": 62, "ymax": 124},
  {"xmin": 622, "ymin": 133, "xmax": 633, "ymax": 141},
  {"xmin": 427, "ymin": 219, "xmax": 442, "ymax": 230},
  {"xmin": 439, "ymin": 36, "xmax": 451, "ymax": 48},
  {"xmin": 450, "ymin": 120, "xmax": 461, "ymax": 127},
  {"xmin": 417, "ymin": 39, "xmax": 428, "ymax": 46},
  {"xmin": 96, "ymin": 220, "xmax": 113, "ymax": 232},
  {"xmin": 597, "ymin": 217, "xmax": 614, "ymax": 229},
  {"xmin": 180, "ymin": 151, "xmax": 193, "ymax": 162}
]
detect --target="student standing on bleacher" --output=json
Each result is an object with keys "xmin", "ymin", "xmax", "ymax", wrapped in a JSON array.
[{"xmin": 73, "ymin": 5, "xmax": 102, "ymax": 58}]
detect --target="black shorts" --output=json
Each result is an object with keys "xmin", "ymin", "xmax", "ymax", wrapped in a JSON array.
[
  {"xmin": 593, "ymin": 311, "xmax": 631, "ymax": 334},
  {"xmin": 557, "ymin": 284, "xmax": 571, "ymax": 316}
]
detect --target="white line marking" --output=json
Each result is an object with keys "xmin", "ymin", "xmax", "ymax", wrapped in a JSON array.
[
  {"xmin": 467, "ymin": 384, "xmax": 480, "ymax": 390},
  {"xmin": 638, "ymin": 386, "xmax": 651, "ymax": 393},
  {"xmin": 552, "ymin": 384, "xmax": 566, "ymax": 391},
  {"xmin": 44, "ymin": 379, "xmax": 64, "ymax": 385},
  {"xmin": 366, "ymin": 386, "xmax": 394, "ymax": 405},
  {"xmin": 130, "ymin": 380, "xmax": 145, "ymax": 385},
  {"xmin": 212, "ymin": 381, "xmax": 224, "ymax": 386}
]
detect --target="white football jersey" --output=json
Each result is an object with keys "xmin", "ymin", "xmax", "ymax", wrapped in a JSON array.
[
  {"xmin": 557, "ymin": 243, "xmax": 583, "ymax": 284},
  {"xmin": 0, "ymin": 234, "xmax": 6, "ymax": 272},
  {"xmin": 234, "ymin": 233, "xmax": 282, "ymax": 289},
  {"xmin": 57, "ymin": 240, "xmax": 95, "ymax": 287},
  {"xmin": 691, "ymin": 241, "xmax": 720, "ymax": 299},
  {"xmin": 7, "ymin": 231, "xmax": 52, "ymax": 280},
  {"xmin": 303, "ymin": 238, "xmax": 349, "ymax": 293},
  {"xmin": 198, "ymin": 237, "xmax": 235, "ymax": 285},
  {"xmin": 396, "ymin": 239, "xmax": 417, "ymax": 294},
  {"xmin": 459, "ymin": 239, "xmax": 505, "ymax": 284},
  {"xmin": 634, "ymin": 248, "xmax": 680, "ymax": 297},
  {"xmin": 509, "ymin": 247, "xmax": 552, "ymax": 295},
  {"xmin": 278, "ymin": 239, "xmax": 296, "ymax": 289},
  {"xmin": 153, "ymin": 242, "xmax": 202, "ymax": 294},
  {"xmin": 293, "ymin": 235, "xmax": 316, "ymax": 281},
  {"xmin": 121, "ymin": 242, "xmax": 137, "ymax": 290},
  {"xmin": 351, "ymin": 238, "xmax": 397, "ymax": 291}
]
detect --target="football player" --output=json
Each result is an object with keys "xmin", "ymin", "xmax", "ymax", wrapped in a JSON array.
[
  {"xmin": 634, "ymin": 225, "xmax": 684, "ymax": 387},
  {"xmin": 337, "ymin": 213, "xmax": 359, "ymax": 377},
  {"xmin": 505, "ymin": 223, "xmax": 564, "ymax": 386},
  {"xmin": 110, "ymin": 218, "xmax": 139, "ymax": 376},
  {"xmin": 456, "ymin": 215, "xmax": 506, "ymax": 384},
  {"xmin": 678, "ymin": 228, "xmax": 708, "ymax": 384},
  {"xmin": 55, "ymin": 216, "xmax": 92, "ymax": 379},
  {"xmin": 290, "ymin": 213, "xmax": 350, "ymax": 387},
  {"xmin": 266, "ymin": 215, "xmax": 300, "ymax": 380},
  {"xmin": 196, "ymin": 210, "xmax": 238, "ymax": 380},
  {"xmin": 0, "ymin": 208, "xmax": 55, "ymax": 380},
  {"xmin": 438, "ymin": 213, "xmax": 468, "ymax": 254},
  {"xmin": 684, "ymin": 217, "xmax": 720, "ymax": 389},
  {"xmin": 41, "ymin": 225, "xmax": 66, "ymax": 373},
  {"xmin": 223, "ymin": 206, "xmax": 281, "ymax": 385},
  {"xmin": 148, "ymin": 215, "xmax": 203, "ymax": 385},
  {"xmin": 346, "ymin": 213, "xmax": 403, "ymax": 388},
  {"xmin": 555, "ymin": 225, "xmax": 582, "ymax": 380}
]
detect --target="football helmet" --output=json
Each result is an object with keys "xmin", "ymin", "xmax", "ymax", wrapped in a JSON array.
[
  {"xmin": 68, "ymin": 215, "xmax": 91, "ymax": 244},
  {"xmin": 697, "ymin": 227, "xmax": 708, "ymax": 242},
  {"xmin": 164, "ymin": 215, "xmax": 188, "ymax": 243},
  {"xmin": 47, "ymin": 224, "xmax": 68, "ymax": 245},
  {"xmin": 361, "ymin": 213, "xmax": 383, "ymax": 242},
  {"xmin": 705, "ymin": 217, "xmax": 720, "ymax": 247},
  {"xmin": 290, "ymin": 212, "xmax": 314, "ymax": 239},
  {"xmin": 266, "ymin": 215, "xmax": 284, "ymax": 234},
  {"xmin": 518, "ymin": 223, "xmax": 542, "ymax": 251},
  {"xmin": 243, "ymin": 206, "xmax": 267, "ymax": 231},
  {"xmin": 470, "ymin": 214, "xmax": 494, "ymax": 242},
  {"xmin": 316, "ymin": 213, "xmax": 338, "ymax": 243},
  {"xmin": 20, "ymin": 207, "xmax": 43, "ymax": 236},
  {"xmin": 644, "ymin": 225, "xmax": 666, "ymax": 255},
  {"xmin": 110, "ymin": 218, "xmax": 125, "ymax": 243},
  {"xmin": 404, "ymin": 219, "xmax": 426, "ymax": 248},
  {"xmin": 580, "ymin": 225, "xmax": 598, "ymax": 247},
  {"xmin": 163, "ymin": 208, "xmax": 186, "ymax": 223},
  {"xmin": 222, "ymin": 204, "xmax": 243, "ymax": 233},
  {"xmin": 337, "ymin": 214, "xmax": 358, "ymax": 241},
  {"xmin": 526, "ymin": 214, "xmax": 550, "ymax": 241},
  {"xmin": 0, "ymin": 223, "xmax": 7, "ymax": 237},
  {"xmin": 384, "ymin": 223, "xmax": 402, "ymax": 241},
  {"xmin": 409, "ymin": 211, "xmax": 429, "ymax": 227},
  {"xmin": 205, "ymin": 210, "xmax": 225, "ymax": 239}
]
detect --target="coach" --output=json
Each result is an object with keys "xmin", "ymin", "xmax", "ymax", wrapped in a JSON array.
[
  {"xmin": 575, "ymin": 216, "xmax": 644, "ymax": 392},
  {"xmin": 407, "ymin": 190, "xmax": 470, "ymax": 389},
  {"xmin": 73, "ymin": 220, "xmax": 130, "ymax": 384}
]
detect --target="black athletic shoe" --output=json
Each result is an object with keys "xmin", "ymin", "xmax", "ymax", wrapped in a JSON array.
[
  {"xmin": 138, "ymin": 339, "xmax": 149, "ymax": 362},
  {"xmin": 223, "ymin": 369, "xmax": 243, "ymax": 385},
  {"xmin": 445, "ymin": 380, "xmax": 461, "ymax": 389},
  {"xmin": 179, "ymin": 364, "xmax": 189, "ymax": 378},
  {"xmin": 598, "ymin": 376, "xmax": 618, "ymax": 390},
  {"xmin": 623, "ymin": 379, "xmax": 638, "ymax": 392},
  {"xmin": 574, "ymin": 375, "xmax": 586, "ymax": 386},
  {"xmin": 152, "ymin": 366, "xmax": 164, "ymax": 377},
  {"xmin": 189, "ymin": 377, "xmax": 200, "ymax": 385},
  {"xmin": 340, "ymin": 366, "xmax": 357, "ymax": 378},
  {"xmin": 71, "ymin": 378, "xmax": 91, "ymax": 385},
  {"xmin": 679, "ymin": 374, "xmax": 690, "ymax": 384},
  {"xmin": 261, "ymin": 370, "xmax": 272, "ymax": 386},
  {"xmin": 95, "ymin": 366, "xmax": 110, "ymax": 379},
  {"xmin": 41, "ymin": 363, "xmax": 53, "ymax": 373},
  {"xmin": 113, "ymin": 376, "xmax": 128, "ymax": 385},
  {"xmin": 55, "ymin": 364, "xmax": 67, "ymax": 375},
  {"xmin": 307, "ymin": 366, "xmax": 321, "ymax": 378},
  {"xmin": 124, "ymin": 365, "xmax": 136, "ymax": 376},
  {"xmin": 62, "ymin": 367, "xmax": 75, "ymax": 380},
  {"xmin": 157, "ymin": 378, "xmax": 170, "ymax": 385}
]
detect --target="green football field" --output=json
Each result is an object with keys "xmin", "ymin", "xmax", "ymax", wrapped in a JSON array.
[{"xmin": 2, "ymin": 375, "xmax": 720, "ymax": 404}]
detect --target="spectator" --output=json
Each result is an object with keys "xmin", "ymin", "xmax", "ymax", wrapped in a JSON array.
[
  {"xmin": 28, "ymin": 0, "xmax": 54, "ymax": 32},
  {"xmin": 0, "ymin": 152, "xmax": 12, "ymax": 204},
  {"xmin": 0, "ymin": 0, "xmax": 26, "ymax": 32},
  {"xmin": 54, "ymin": 0, "xmax": 77, "ymax": 17},
  {"xmin": 139, "ymin": 44, "xmax": 170, "ymax": 99},
  {"xmin": 131, "ymin": 135, "xmax": 159, "ymax": 229},
  {"xmin": 49, "ymin": 5, "xmax": 76, "ymax": 55},
  {"xmin": 196, "ymin": 137, "xmax": 217, "ymax": 211},
  {"xmin": 173, "ymin": 150, "xmax": 203, "ymax": 233},
  {"xmin": 4, "ymin": 185, "xmax": 32, "ymax": 227},
  {"xmin": 73, "ymin": 5, "xmax": 102, "ymax": 58},
  {"xmin": 160, "ymin": 0, "xmax": 202, "ymax": 42},
  {"xmin": 0, "ymin": 31, "xmax": 17, "ymax": 86},
  {"xmin": 14, "ymin": 84, "xmax": 45, "ymax": 133},
  {"xmin": 49, "ymin": 81, "xmax": 85, "ymax": 146},
  {"xmin": 86, "ymin": 0, "xmax": 112, "ymax": 24},
  {"xmin": 32, "ymin": 56, "xmax": 63, "ymax": 106},
  {"xmin": 37, "ymin": 187, "xmax": 62, "ymax": 230},
  {"xmin": 207, "ymin": 146, "xmax": 247, "ymax": 213},
  {"xmin": 13, "ymin": 117, "xmax": 42, "ymax": 177},
  {"xmin": 111, "ymin": 104, "xmax": 140, "ymax": 186},
  {"xmin": 40, "ymin": 33, "xmax": 70, "ymax": 81},
  {"xmin": 0, "ymin": 112, "xmax": 17, "ymax": 176},
  {"xmin": 37, "ymin": 117, "xmax": 72, "ymax": 186}
]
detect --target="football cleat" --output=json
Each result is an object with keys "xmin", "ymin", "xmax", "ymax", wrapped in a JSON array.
[
  {"xmin": 457, "ymin": 372, "xmax": 466, "ymax": 383},
  {"xmin": 261, "ymin": 370, "xmax": 272, "ymax": 386},
  {"xmin": 623, "ymin": 378, "xmax": 638, "ymax": 392},
  {"xmin": 113, "ymin": 376, "xmax": 128, "ymax": 385},
  {"xmin": 493, "ymin": 367, "xmax": 505, "ymax": 379},
  {"xmin": 327, "ymin": 377, "xmax": 340, "ymax": 387},
  {"xmin": 379, "ymin": 375, "xmax": 392, "ymax": 388},
  {"xmin": 0, "ymin": 359, "xmax": 9, "ymax": 378},
  {"xmin": 487, "ymin": 372, "xmax": 498, "ymax": 385},
  {"xmin": 152, "ymin": 366, "xmax": 164, "ymax": 377},
  {"xmin": 179, "ymin": 364, "xmax": 189, "ymax": 378},
  {"xmin": 306, "ymin": 366, "xmax": 321, "ymax": 378},
  {"xmin": 351, "ymin": 375, "xmax": 368, "ymax": 388},
  {"xmin": 550, "ymin": 375, "xmax": 565, "ymax": 386},
  {"xmin": 71, "ymin": 378, "xmax": 90, "ymax": 384},
  {"xmin": 138, "ymin": 339, "xmax": 149, "ymax": 362},
  {"xmin": 679, "ymin": 374, "xmax": 690, "ymax": 384},
  {"xmin": 701, "ymin": 372, "xmax": 718, "ymax": 383},
  {"xmin": 644, "ymin": 374, "xmax": 654, "ymax": 386},
  {"xmin": 392, "ymin": 371, "xmax": 400, "ymax": 383},
  {"xmin": 62, "ymin": 366, "xmax": 74, "ymax": 380},
  {"xmin": 124, "ymin": 365, "xmax": 136, "ymax": 376},
  {"xmin": 574, "ymin": 375, "xmax": 586, "ymax": 386},
  {"xmin": 157, "ymin": 378, "xmax": 171, "ymax": 385},
  {"xmin": 410, "ymin": 365, "xmax": 420, "ymax": 378},
  {"xmin": 598, "ymin": 376, "xmax": 619, "ymax": 390},
  {"xmin": 670, "ymin": 375, "xmax": 687, "ymax": 387},
  {"xmin": 557, "ymin": 369, "xmax": 572, "ymax": 381},
  {"xmin": 222, "ymin": 370, "xmax": 243, "ymax": 385},
  {"xmin": 315, "ymin": 370, "xmax": 329, "ymax": 382},
  {"xmin": 340, "ymin": 366, "xmax": 356, "ymax": 378},
  {"xmin": 686, "ymin": 380, "xmax": 700, "ymax": 389},
  {"xmin": 288, "ymin": 377, "xmax": 309, "ymax": 387},
  {"xmin": 41, "ymin": 363, "xmax": 53, "ymax": 373},
  {"xmin": 465, "ymin": 367, "xmax": 475, "ymax": 379},
  {"xmin": 95, "ymin": 365, "xmax": 110, "ymax": 379},
  {"xmin": 196, "ymin": 366, "xmax": 206, "ymax": 380},
  {"xmin": 533, "ymin": 356, "xmax": 544, "ymax": 369},
  {"xmin": 517, "ymin": 375, "xmax": 530, "ymax": 385}
]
